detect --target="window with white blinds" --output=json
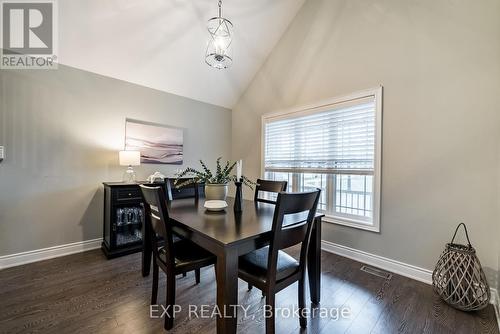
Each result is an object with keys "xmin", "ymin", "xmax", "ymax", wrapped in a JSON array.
[{"xmin": 262, "ymin": 88, "xmax": 382, "ymax": 231}]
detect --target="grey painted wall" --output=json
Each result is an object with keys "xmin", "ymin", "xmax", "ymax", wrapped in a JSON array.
[
  {"xmin": 0, "ymin": 64, "xmax": 231, "ymax": 256},
  {"xmin": 232, "ymin": 0, "xmax": 500, "ymax": 280}
]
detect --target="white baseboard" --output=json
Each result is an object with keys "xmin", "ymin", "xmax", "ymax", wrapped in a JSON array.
[
  {"xmin": 0, "ymin": 238, "xmax": 102, "ymax": 270},
  {"xmin": 491, "ymin": 288, "xmax": 500, "ymax": 331},
  {"xmin": 321, "ymin": 240, "xmax": 433, "ymax": 284}
]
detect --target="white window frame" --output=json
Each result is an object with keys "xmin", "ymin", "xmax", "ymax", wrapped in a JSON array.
[{"xmin": 261, "ymin": 87, "xmax": 382, "ymax": 232}]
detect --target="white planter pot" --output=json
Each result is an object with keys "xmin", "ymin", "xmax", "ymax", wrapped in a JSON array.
[{"xmin": 205, "ymin": 183, "xmax": 228, "ymax": 201}]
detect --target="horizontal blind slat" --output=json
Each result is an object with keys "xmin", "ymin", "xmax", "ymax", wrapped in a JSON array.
[{"xmin": 264, "ymin": 96, "xmax": 376, "ymax": 170}]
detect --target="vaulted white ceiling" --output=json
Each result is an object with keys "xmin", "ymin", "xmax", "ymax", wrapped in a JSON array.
[{"xmin": 58, "ymin": 0, "xmax": 305, "ymax": 108}]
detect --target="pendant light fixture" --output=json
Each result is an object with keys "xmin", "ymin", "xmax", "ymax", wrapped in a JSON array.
[{"xmin": 205, "ymin": 0, "xmax": 233, "ymax": 69}]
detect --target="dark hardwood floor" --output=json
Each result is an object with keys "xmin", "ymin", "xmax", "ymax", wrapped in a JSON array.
[{"xmin": 0, "ymin": 248, "xmax": 498, "ymax": 334}]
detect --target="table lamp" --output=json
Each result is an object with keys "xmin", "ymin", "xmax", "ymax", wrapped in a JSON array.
[{"xmin": 119, "ymin": 150, "xmax": 141, "ymax": 183}]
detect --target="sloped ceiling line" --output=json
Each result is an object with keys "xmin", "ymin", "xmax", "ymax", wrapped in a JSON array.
[{"xmin": 58, "ymin": 0, "xmax": 306, "ymax": 108}]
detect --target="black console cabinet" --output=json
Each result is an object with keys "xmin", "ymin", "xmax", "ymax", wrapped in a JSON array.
[
  {"xmin": 101, "ymin": 179, "xmax": 201, "ymax": 259},
  {"xmin": 101, "ymin": 182, "xmax": 162, "ymax": 258}
]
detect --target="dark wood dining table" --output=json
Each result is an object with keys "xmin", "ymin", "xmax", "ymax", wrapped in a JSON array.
[{"xmin": 141, "ymin": 196, "xmax": 324, "ymax": 334}]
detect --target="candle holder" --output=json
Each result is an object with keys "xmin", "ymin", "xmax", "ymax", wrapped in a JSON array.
[{"xmin": 234, "ymin": 179, "xmax": 243, "ymax": 212}]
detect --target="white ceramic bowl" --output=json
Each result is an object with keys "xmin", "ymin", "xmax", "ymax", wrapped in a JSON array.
[{"xmin": 204, "ymin": 200, "xmax": 228, "ymax": 212}]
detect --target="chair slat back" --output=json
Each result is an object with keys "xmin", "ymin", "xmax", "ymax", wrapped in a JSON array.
[
  {"xmin": 254, "ymin": 179, "xmax": 288, "ymax": 204},
  {"xmin": 278, "ymin": 219, "xmax": 310, "ymax": 250},
  {"xmin": 165, "ymin": 178, "xmax": 202, "ymax": 201},
  {"xmin": 267, "ymin": 189, "xmax": 321, "ymax": 284},
  {"xmin": 140, "ymin": 185, "xmax": 175, "ymax": 266}
]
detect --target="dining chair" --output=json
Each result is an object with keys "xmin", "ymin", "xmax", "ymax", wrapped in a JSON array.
[
  {"xmin": 164, "ymin": 177, "xmax": 205, "ymax": 281},
  {"xmin": 239, "ymin": 189, "xmax": 321, "ymax": 333},
  {"xmin": 140, "ymin": 184, "xmax": 216, "ymax": 330},
  {"xmin": 254, "ymin": 179, "xmax": 288, "ymax": 204},
  {"xmin": 249, "ymin": 178, "xmax": 289, "ymax": 293}
]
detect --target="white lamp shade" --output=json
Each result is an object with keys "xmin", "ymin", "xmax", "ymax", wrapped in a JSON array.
[{"xmin": 119, "ymin": 150, "xmax": 141, "ymax": 166}]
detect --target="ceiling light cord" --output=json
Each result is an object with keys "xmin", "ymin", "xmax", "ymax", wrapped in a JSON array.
[{"xmin": 218, "ymin": 0, "xmax": 222, "ymax": 17}]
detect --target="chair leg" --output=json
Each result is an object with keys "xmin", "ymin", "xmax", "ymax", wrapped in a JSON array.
[
  {"xmin": 247, "ymin": 283, "xmax": 253, "ymax": 291},
  {"xmin": 151, "ymin": 260, "xmax": 159, "ymax": 305},
  {"xmin": 195, "ymin": 268, "xmax": 201, "ymax": 284},
  {"xmin": 298, "ymin": 278, "xmax": 307, "ymax": 328},
  {"xmin": 265, "ymin": 293, "xmax": 275, "ymax": 334},
  {"xmin": 165, "ymin": 273, "xmax": 176, "ymax": 330}
]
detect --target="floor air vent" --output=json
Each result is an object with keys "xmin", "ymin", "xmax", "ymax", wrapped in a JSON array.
[{"xmin": 360, "ymin": 265, "xmax": 393, "ymax": 280}]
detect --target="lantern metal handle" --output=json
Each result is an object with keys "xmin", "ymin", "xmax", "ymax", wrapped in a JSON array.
[{"xmin": 450, "ymin": 222, "xmax": 472, "ymax": 247}]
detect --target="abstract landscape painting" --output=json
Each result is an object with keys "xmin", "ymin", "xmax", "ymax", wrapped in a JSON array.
[{"xmin": 125, "ymin": 119, "xmax": 183, "ymax": 164}]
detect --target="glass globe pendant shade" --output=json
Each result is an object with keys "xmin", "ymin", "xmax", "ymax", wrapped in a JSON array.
[{"xmin": 205, "ymin": 5, "xmax": 233, "ymax": 69}]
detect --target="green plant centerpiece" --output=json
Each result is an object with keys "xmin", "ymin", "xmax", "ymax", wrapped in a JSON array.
[{"xmin": 174, "ymin": 157, "xmax": 255, "ymax": 201}]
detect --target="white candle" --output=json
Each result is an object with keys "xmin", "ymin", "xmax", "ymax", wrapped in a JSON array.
[{"xmin": 237, "ymin": 159, "xmax": 242, "ymax": 181}]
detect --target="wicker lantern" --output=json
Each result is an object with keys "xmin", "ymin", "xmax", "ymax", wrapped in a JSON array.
[{"xmin": 432, "ymin": 223, "xmax": 490, "ymax": 311}]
